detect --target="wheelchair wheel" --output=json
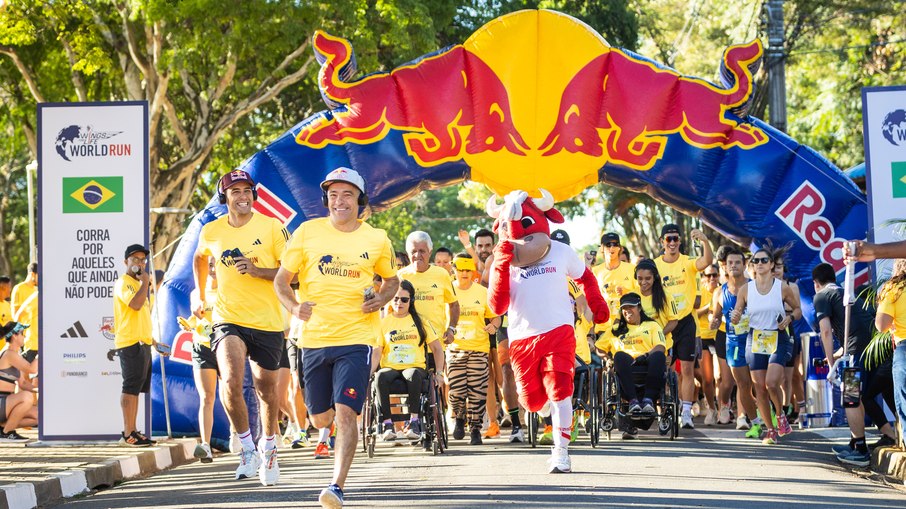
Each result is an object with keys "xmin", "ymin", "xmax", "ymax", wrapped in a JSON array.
[
  {"xmin": 431, "ymin": 383, "xmax": 447, "ymax": 452},
  {"xmin": 527, "ymin": 411, "xmax": 539, "ymax": 448},
  {"xmin": 361, "ymin": 382, "xmax": 375, "ymax": 454},
  {"xmin": 589, "ymin": 370, "xmax": 600, "ymax": 447},
  {"xmin": 663, "ymin": 370, "xmax": 680, "ymax": 440}
]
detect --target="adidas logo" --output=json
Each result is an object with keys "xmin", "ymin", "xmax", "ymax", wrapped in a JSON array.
[
  {"xmin": 252, "ymin": 239, "xmax": 262, "ymax": 246},
  {"xmin": 474, "ymin": 300, "xmax": 481, "ymax": 305},
  {"xmin": 431, "ymin": 283, "xmax": 438, "ymax": 288},
  {"xmin": 61, "ymin": 321, "xmax": 89, "ymax": 339},
  {"xmin": 360, "ymin": 252, "xmax": 370, "ymax": 259}
]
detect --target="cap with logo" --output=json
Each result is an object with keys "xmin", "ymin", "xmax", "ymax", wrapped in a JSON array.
[
  {"xmin": 619, "ymin": 292, "xmax": 642, "ymax": 308},
  {"xmin": 551, "ymin": 229, "xmax": 570, "ymax": 245},
  {"xmin": 600, "ymin": 232, "xmax": 621, "ymax": 245},
  {"xmin": 219, "ymin": 169, "xmax": 256, "ymax": 193},
  {"xmin": 661, "ymin": 223, "xmax": 681, "ymax": 238},
  {"xmin": 124, "ymin": 244, "xmax": 150, "ymax": 260},
  {"xmin": 320, "ymin": 167, "xmax": 366, "ymax": 195}
]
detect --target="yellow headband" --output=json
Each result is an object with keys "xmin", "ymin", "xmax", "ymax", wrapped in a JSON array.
[{"xmin": 453, "ymin": 257, "xmax": 476, "ymax": 271}]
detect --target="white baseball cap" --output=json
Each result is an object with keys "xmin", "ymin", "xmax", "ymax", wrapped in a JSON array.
[{"xmin": 320, "ymin": 167, "xmax": 366, "ymax": 195}]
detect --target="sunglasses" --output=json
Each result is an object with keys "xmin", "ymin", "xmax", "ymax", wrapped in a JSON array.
[
  {"xmin": 604, "ymin": 242, "xmax": 620, "ymax": 248},
  {"xmin": 664, "ymin": 235, "xmax": 680, "ymax": 243},
  {"xmin": 393, "ymin": 297, "xmax": 411, "ymax": 303},
  {"xmin": 703, "ymin": 273, "xmax": 719, "ymax": 278},
  {"xmin": 751, "ymin": 256, "xmax": 771, "ymax": 264}
]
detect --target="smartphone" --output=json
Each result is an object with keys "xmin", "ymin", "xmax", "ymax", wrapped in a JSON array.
[
  {"xmin": 363, "ymin": 286, "xmax": 376, "ymax": 301},
  {"xmin": 155, "ymin": 343, "xmax": 171, "ymax": 355},
  {"xmin": 841, "ymin": 367, "xmax": 861, "ymax": 408}
]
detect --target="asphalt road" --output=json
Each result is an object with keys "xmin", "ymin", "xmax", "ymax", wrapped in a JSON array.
[{"xmin": 56, "ymin": 424, "xmax": 905, "ymax": 508}]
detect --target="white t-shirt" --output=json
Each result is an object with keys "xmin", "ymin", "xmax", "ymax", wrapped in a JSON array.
[{"xmin": 506, "ymin": 241, "xmax": 586, "ymax": 340}]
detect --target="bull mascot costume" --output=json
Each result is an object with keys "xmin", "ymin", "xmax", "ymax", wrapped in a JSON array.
[{"xmin": 486, "ymin": 189, "xmax": 610, "ymax": 473}]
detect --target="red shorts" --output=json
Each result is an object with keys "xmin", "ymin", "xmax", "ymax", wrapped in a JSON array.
[{"xmin": 508, "ymin": 324, "xmax": 575, "ymax": 412}]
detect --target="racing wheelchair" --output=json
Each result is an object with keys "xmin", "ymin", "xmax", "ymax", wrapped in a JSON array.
[{"xmin": 598, "ymin": 355, "xmax": 679, "ymax": 440}]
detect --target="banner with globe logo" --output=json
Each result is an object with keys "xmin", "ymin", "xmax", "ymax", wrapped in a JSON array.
[
  {"xmin": 38, "ymin": 101, "xmax": 149, "ymax": 441},
  {"xmin": 862, "ymin": 85, "xmax": 906, "ymax": 282}
]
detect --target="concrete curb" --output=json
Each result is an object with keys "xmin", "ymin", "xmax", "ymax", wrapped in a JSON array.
[
  {"xmin": 872, "ymin": 446, "xmax": 906, "ymax": 483},
  {"xmin": 0, "ymin": 438, "xmax": 197, "ymax": 509}
]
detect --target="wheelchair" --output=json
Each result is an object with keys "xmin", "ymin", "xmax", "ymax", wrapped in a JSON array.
[
  {"xmin": 598, "ymin": 356, "xmax": 679, "ymax": 440},
  {"xmin": 361, "ymin": 368, "xmax": 448, "ymax": 457},
  {"xmin": 525, "ymin": 355, "xmax": 600, "ymax": 448}
]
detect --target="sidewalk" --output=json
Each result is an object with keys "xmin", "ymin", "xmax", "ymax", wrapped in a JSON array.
[{"xmin": 0, "ymin": 429, "xmax": 199, "ymax": 509}]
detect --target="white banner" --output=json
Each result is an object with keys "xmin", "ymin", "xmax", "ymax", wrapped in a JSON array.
[
  {"xmin": 38, "ymin": 102, "xmax": 149, "ymax": 440},
  {"xmin": 863, "ymin": 86, "xmax": 906, "ymax": 282}
]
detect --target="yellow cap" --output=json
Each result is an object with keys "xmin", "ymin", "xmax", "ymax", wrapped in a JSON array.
[{"xmin": 453, "ymin": 257, "xmax": 477, "ymax": 271}]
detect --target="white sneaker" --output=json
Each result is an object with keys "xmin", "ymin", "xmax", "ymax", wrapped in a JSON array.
[
  {"xmin": 718, "ymin": 406, "xmax": 732, "ymax": 425},
  {"xmin": 235, "ymin": 448, "xmax": 261, "ymax": 480},
  {"xmin": 229, "ymin": 432, "xmax": 242, "ymax": 454},
  {"xmin": 547, "ymin": 447, "xmax": 571, "ymax": 473},
  {"xmin": 736, "ymin": 415, "xmax": 751, "ymax": 430},
  {"xmin": 681, "ymin": 411, "xmax": 695, "ymax": 429},
  {"xmin": 704, "ymin": 409, "xmax": 718, "ymax": 426},
  {"xmin": 538, "ymin": 401, "xmax": 552, "ymax": 418},
  {"xmin": 194, "ymin": 442, "xmax": 213, "ymax": 463},
  {"xmin": 691, "ymin": 401, "xmax": 701, "ymax": 418},
  {"xmin": 509, "ymin": 428, "xmax": 525, "ymax": 443},
  {"xmin": 259, "ymin": 448, "xmax": 279, "ymax": 486}
]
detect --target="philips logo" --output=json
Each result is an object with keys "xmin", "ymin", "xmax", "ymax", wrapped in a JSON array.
[{"xmin": 63, "ymin": 353, "xmax": 88, "ymax": 363}]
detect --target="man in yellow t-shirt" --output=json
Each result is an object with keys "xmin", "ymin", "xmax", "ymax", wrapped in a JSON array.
[
  {"xmin": 194, "ymin": 169, "xmax": 288, "ymax": 485},
  {"xmin": 0, "ymin": 276, "xmax": 12, "ymax": 351},
  {"xmin": 11, "ymin": 263, "xmax": 38, "ymax": 361},
  {"xmin": 592, "ymin": 232, "xmax": 638, "ymax": 314},
  {"xmin": 113, "ymin": 244, "xmax": 164, "ymax": 447},
  {"xmin": 274, "ymin": 167, "xmax": 399, "ymax": 507},
  {"xmin": 654, "ymin": 223, "xmax": 713, "ymax": 430},
  {"xmin": 399, "ymin": 231, "xmax": 460, "ymax": 345}
]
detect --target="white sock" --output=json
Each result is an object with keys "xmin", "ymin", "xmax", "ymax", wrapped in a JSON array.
[
  {"xmin": 238, "ymin": 429, "xmax": 255, "ymax": 451},
  {"xmin": 263, "ymin": 434, "xmax": 277, "ymax": 451},
  {"xmin": 682, "ymin": 401, "xmax": 693, "ymax": 415},
  {"xmin": 549, "ymin": 397, "xmax": 572, "ymax": 450},
  {"xmin": 318, "ymin": 427, "xmax": 331, "ymax": 443}
]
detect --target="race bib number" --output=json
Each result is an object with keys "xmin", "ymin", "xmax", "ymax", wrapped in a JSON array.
[
  {"xmin": 456, "ymin": 325, "xmax": 476, "ymax": 340},
  {"xmin": 673, "ymin": 293, "xmax": 687, "ymax": 313},
  {"xmin": 733, "ymin": 314, "xmax": 750, "ymax": 335},
  {"xmin": 388, "ymin": 344, "xmax": 417, "ymax": 365},
  {"xmin": 752, "ymin": 329, "xmax": 778, "ymax": 355}
]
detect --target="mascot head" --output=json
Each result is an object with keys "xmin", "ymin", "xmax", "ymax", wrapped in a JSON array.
[{"xmin": 486, "ymin": 189, "xmax": 564, "ymax": 267}]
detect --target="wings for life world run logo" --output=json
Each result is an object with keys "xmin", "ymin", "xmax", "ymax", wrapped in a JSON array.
[
  {"xmin": 518, "ymin": 260, "xmax": 557, "ymax": 279},
  {"xmin": 55, "ymin": 125, "xmax": 130, "ymax": 161},
  {"xmin": 884, "ymin": 110, "xmax": 906, "ymax": 198},
  {"xmin": 62, "ymin": 177, "xmax": 123, "ymax": 213},
  {"xmin": 317, "ymin": 255, "xmax": 361, "ymax": 279}
]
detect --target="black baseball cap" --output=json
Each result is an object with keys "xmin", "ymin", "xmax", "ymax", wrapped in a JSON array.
[
  {"xmin": 600, "ymin": 232, "xmax": 620, "ymax": 245},
  {"xmin": 619, "ymin": 292, "xmax": 642, "ymax": 308},
  {"xmin": 124, "ymin": 244, "xmax": 150, "ymax": 259},
  {"xmin": 551, "ymin": 229, "xmax": 570, "ymax": 245},
  {"xmin": 661, "ymin": 224, "xmax": 681, "ymax": 237}
]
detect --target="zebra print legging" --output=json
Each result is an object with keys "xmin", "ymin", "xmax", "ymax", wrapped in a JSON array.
[{"xmin": 446, "ymin": 349, "xmax": 489, "ymax": 430}]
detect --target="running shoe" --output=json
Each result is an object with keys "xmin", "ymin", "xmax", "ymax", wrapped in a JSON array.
[
  {"xmin": 745, "ymin": 423, "xmax": 762, "ymax": 439},
  {"xmin": 681, "ymin": 410, "xmax": 695, "ymax": 429},
  {"xmin": 500, "ymin": 415, "xmax": 512, "ymax": 428},
  {"xmin": 485, "ymin": 421, "xmax": 500, "ymax": 438},
  {"xmin": 509, "ymin": 427, "xmax": 525, "ymax": 443},
  {"xmin": 628, "ymin": 399, "xmax": 642, "ymax": 414},
  {"xmin": 194, "ymin": 442, "xmax": 213, "ymax": 463},
  {"xmin": 470, "ymin": 427, "xmax": 483, "ymax": 445},
  {"xmin": 872, "ymin": 435, "xmax": 896, "ymax": 449},
  {"xmin": 547, "ymin": 446, "xmax": 571, "ymax": 473},
  {"xmin": 761, "ymin": 429, "xmax": 778, "ymax": 445},
  {"xmin": 777, "ymin": 413, "xmax": 793, "ymax": 437},
  {"xmin": 259, "ymin": 448, "xmax": 279, "ymax": 486},
  {"xmin": 381, "ymin": 422, "xmax": 396, "ymax": 442},
  {"xmin": 319, "ymin": 483, "xmax": 344, "ymax": 509},
  {"xmin": 314, "ymin": 442, "xmax": 330, "ymax": 459},
  {"xmin": 538, "ymin": 400, "xmax": 552, "ymax": 418},
  {"xmin": 704, "ymin": 408, "xmax": 718, "ymax": 426},
  {"xmin": 539, "ymin": 425, "xmax": 554, "ymax": 446},
  {"xmin": 736, "ymin": 416, "xmax": 751, "ymax": 430},
  {"xmin": 691, "ymin": 401, "xmax": 701, "ymax": 418},
  {"xmin": 622, "ymin": 427, "xmax": 639, "ymax": 440},
  {"xmin": 838, "ymin": 449, "xmax": 870, "ymax": 468},
  {"xmin": 718, "ymin": 406, "xmax": 732, "ymax": 425},
  {"xmin": 452, "ymin": 418, "xmax": 466, "ymax": 440},
  {"xmin": 406, "ymin": 419, "xmax": 422, "ymax": 440},
  {"xmin": 119, "ymin": 431, "xmax": 151, "ymax": 447},
  {"xmin": 0, "ymin": 430, "xmax": 30, "ymax": 442},
  {"xmin": 235, "ymin": 448, "xmax": 261, "ymax": 480},
  {"xmin": 641, "ymin": 398, "xmax": 656, "ymax": 416},
  {"xmin": 291, "ymin": 431, "xmax": 310, "ymax": 449},
  {"xmin": 229, "ymin": 432, "xmax": 242, "ymax": 454},
  {"xmin": 832, "ymin": 444, "xmax": 854, "ymax": 458}
]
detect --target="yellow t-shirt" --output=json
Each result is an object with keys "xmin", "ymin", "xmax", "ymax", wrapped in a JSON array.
[
  {"xmin": 197, "ymin": 213, "xmax": 289, "ymax": 332},
  {"xmin": 641, "ymin": 292, "xmax": 679, "ymax": 349},
  {"xmin": 189, "ymin": 285, "xmax": 217, "ymax": 348},
  {"xmin": 878, "ymin": 281, "xmax": 906, "ymax": 344},
  {"xmin": 0, "ymin": 300, "xmax": 10, "ymax": 351},
  {"xmin": 567, "ymin": 279, "xmax": 592, "ymax": 364},
  {"xmin": 398, "ymin": 264, "xmax": 457, "ymax": 337},
  {"xmin": 113, "ymin": 274, "xmax": 152, "ymax": 349},
  {"xmin": 379, "ymin": 313, "xmax": 439, "ymax": 370},
  {"xmin": 10, "ymin": 280, "xmax": 36, "ymax": 318},
  {"xmin": 450, "ymin": 282, "xmax": 496, "ymax": 353},
  {"xmin": 697, "ymin": 284, "xmax": 717, "ymax": 339},
  {"xmin": 13, "ymin": 291, "xmax": 38, "ymax": 352},
  {"xmin": 592, "ymin": 261, "xmax": 638, "ymax": 312},
  {"xmin": 595, "ymin": 320, "xmax": 666, "ymax": 358},
  {"xmin": 655, "ymin": 254, "xmax": 700, "ymax": 319},
  {"xmin": 281, "ymin": 218, "xmax": 396, "ymax": 348}
]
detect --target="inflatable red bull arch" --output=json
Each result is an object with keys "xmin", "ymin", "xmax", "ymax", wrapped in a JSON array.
[{"xmin": 152, "ymin": 9, "xmax": 870, "ymax": 438}]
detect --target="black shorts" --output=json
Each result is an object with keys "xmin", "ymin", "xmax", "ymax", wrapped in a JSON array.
[
  {"xmin": 120, "ymin": 342, "xmax": 152, "ymax": 395},
  {"xmin": 672, "ymin": 314, "xmax": 697, "ymax": 362},
  {"xmin": 192, "ymin": 342, "xmax": 218, "ymax": 371},
  {"xmin": 211, "ymin": 323, "xmax": 284, "ymax": 371},
  {"xmin": 303, "ymin": 345, "xmax": 371, "ymax": 415},
  {"xmin": 700, "ymin": 338, "xmax": 715, "ymax": 357},
  {"xmin": 279, "ymin": 340, "xmax": 290, "ymax": 369},
  {"xmin": 714, "ymin": 330, "xmax": 727, "ymax": 359},
  {"xmin": 22, "ymin": 350, "xmax": 37, "ymax": 363}
]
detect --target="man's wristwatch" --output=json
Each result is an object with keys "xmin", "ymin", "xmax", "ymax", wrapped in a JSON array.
[{"xmin": 447, "ymin": 326, "xmax": 456, "ymax": 334}]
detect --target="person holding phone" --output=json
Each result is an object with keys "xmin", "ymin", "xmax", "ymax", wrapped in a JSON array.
[{"xmin": 114, "ymin": 244, "xmax": 169, "ymax": 447}]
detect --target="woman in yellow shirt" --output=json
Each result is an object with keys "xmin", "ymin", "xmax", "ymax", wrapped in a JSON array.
[
  {"xmin": 372, "ymin": 280, "xmax": 445, "ymax": 442},
  {"xmin": 634, "ymin": 259, "xmax": 678, "ymax": 349},
  {"xmin": 875, "ymin": 258, "xmax": 906, "ymax": 442},
  {"xmin": 595, "ymin": 292, "xmax": 667, "ymax": 438}
]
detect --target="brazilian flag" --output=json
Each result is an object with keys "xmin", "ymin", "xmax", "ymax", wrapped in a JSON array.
[
  {"xmin": 62, "ymin": 177, "xmax": 123, "ymax": 213},
  {"xmin": 893, "ymin": 162, "xmax": 906, "ymax": 199}
]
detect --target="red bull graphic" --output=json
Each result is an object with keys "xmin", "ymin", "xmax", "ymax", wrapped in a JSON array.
[
  {"xmin": 296, "ymin": 31, "xmax": 528, "ymax": 166},
  {"xmin": 539, "ymin": 41, "xmax": 767, "ymax": 170}
]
